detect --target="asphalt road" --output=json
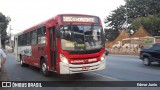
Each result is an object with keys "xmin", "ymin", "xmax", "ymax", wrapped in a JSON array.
[
  {"xmin": 101, "ymin": 54, "xmax": 160, "ymax": 81},
  {"xmin": 2, "ymin": 51, "xmax": 160, "ymax": 90}
]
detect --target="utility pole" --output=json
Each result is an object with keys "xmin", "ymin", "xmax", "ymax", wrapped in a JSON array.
[
  {"xmin": 125, "ymin": 2, "xmax": 132, "ymax": 49},
  {"xmin": 10, "ymin": 25, "xmax": 12, "ymax": 48},
  {"xmin": 0, "ymin": 34, "xmax": 1, "ymax": 48}
]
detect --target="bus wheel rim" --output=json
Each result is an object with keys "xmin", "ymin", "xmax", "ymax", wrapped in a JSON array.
[
  {"xmin": 42, "ymin": 63, "xmax": 47, "ymax": 72},
  {"xmin": 20, "ymin": 59, "xmax": 23, "ymax": 65}
]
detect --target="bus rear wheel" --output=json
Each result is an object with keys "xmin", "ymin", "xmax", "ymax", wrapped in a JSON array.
[
  {"xmin": 20, "ymin": 55, "xmax": 28, "ymax": 67},
  {"xmin": 41, "ymin": 61, "xmax": 50, "ymax": 76}
]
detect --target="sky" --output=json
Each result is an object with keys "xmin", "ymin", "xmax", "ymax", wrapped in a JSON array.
[{"xmin": 0, "ymin": 0, "xmax": 125, "ymax": 34}]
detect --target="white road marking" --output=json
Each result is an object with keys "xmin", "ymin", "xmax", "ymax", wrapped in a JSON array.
[
  {"xmin": 114, "ymin": 58, "xmax": 140, "ymax": 62},
  {"xmin": 109, "ymin": 54, "xmax": 139, "ymax": 57},
  {"xmin": 92, "ymin": 72, "xmax": 120, "ymax": 81},
  {"xmin": 129, "ymin": 59, "xmax": 141, "ymax": 61}
]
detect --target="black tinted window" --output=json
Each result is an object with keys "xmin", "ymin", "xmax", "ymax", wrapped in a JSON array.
[
  {"xmin": 37, "ymin": 26, "xmax": 46, "ymax": 44},
  {"xmin": 31, "ymin": 30, "xmax": 37, "ymax": 45},
  {"xmin": 153, "ymin": 45, "xmax": 160, "ymax": 50}
]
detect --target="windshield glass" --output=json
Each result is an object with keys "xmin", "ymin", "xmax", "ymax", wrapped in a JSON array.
[{"xmin": 60, "ymin": 25, "xmax": 103, "ymax": 51}]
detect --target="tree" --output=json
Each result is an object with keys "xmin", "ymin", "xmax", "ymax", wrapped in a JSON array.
[
  {"xmin": 131, "ymin": 15, "xmax": 160, "ymax": 36},
  {"xmin": 104, "ymin": 6, "xmax": 126, "ymax": 41},
  {"xmin": 0, "ymin": 12, "xmax": 10, "ymax": 48},
  {"xmin": 104, "ymin": 6, "xmax": 126, "ymax": 30},
  {"xmin": 104, "ymin": 28, "xmax": 120, "ymax": 41},
  {"xmin": 104, "ymin": 0, "xmax": 160, "ymax": 40}
]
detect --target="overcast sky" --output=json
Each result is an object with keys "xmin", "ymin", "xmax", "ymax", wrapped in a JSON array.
[{"xmin": 0, "ymin": 0, "xmax": 125, "ymax": 34}]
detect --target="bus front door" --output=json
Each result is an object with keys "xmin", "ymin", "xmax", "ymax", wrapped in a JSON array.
[{"xmin": 49, "ymin": 27, "xmax": 57, "ymax": 69}]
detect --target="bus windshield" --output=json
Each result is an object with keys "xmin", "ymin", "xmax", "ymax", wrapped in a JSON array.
[{"xmin": 60, "ymin": 25, "xmax": 103, "ymax": 51}]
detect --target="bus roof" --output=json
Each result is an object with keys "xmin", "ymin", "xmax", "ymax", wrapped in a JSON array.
[
  {"xmin": 57, "ymin": 14, "xmax": 99, "ymax": 17},
  {"xmin": 15, "ymin": 14, "xmax": 100, "ymax": 35}
]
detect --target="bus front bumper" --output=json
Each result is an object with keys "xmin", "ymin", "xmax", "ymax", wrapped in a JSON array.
[{"xmin": 59, "ymin": 59, "xmax": 106, "ymax": 74}]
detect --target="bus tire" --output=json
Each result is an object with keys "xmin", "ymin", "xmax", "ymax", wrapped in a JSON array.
[
  {"xmin": 20, "ymin": 55, "xmax": 28, "ymax": 67},
  {"xmin": 41, "ymin": 60, "xmax": 50, "ymax": 76}
]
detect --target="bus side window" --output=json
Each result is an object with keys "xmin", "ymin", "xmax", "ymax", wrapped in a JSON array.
[
  {"xmin": 37, "ymin": 26, "xmax": 46, "ymax": 44},
  {"xmin": 19, "ymin": 35, "xmax": 24, "ymax": 46},
  {"xmin": 21, "ymin": 35, "xmax": 24, "ymax": 46},
  {"xmin": 26, "ymin": 32, "xmax": 31, "ymax": 45},
  {"xmin": 18, "ymin": 36, "xmax": 21, "ymax": 46},
  {"xmin": 31, "ymin": 30, "xmax": 37, "ymax": 45},
  {"xmin": 24, "ymin": 33, "xmax": 27, "ymax": 45}
]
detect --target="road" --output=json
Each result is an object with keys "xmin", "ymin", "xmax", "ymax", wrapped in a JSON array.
[
  {"xmin": 101, "ymin": 54, "xmax": 160, "ymax": 81},
  {"xmin": 2, "ymin": 51, "xmax": 160, "ymax": 90}
]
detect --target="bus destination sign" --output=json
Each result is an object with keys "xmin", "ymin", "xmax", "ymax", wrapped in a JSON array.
[{"xmin": 62, "ymin": 16, "xmax": 99, "ymax": 23}]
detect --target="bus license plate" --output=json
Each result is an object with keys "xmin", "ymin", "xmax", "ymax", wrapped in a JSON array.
[{"xmin": 82, "ymin": 66, "xmax": 90, "ymax": 70}]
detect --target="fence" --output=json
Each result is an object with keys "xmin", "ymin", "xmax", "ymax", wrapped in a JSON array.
[{"xmin": 109, "ymin": 47, "xmax": 141, "ymax": 55}]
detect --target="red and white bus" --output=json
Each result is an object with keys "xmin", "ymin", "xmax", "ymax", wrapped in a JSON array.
[{"xmin": 14, "ymin": 14, "xmax": 106, "ymax": 76}]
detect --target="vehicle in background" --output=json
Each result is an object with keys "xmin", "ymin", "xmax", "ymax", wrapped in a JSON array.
[
  {"xmin": 139, "ymin": 36, "xmax": 155, "ymax": 49},
  {"xmin": 105, "ymin": 48, "xmax": 109, "ymax": 55},
  {"xmin": 139, "ymin": 44, "xmax": 160, "ymax": 66},
  {"xmin": 112, "ymin": 41, "xmax": 121, "ymax": 48}
]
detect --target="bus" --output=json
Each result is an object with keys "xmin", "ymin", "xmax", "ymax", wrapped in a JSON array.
[{"xmin": 14, "ymin": 14, "xmax": 106, "ymax": 76}]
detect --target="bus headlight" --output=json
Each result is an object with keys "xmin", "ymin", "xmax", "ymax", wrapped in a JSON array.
[
  {"xmin": 60, "ymin": 54, "xmax": 68, "ymax": 64},
  {"xmin": 100, "ymin": 53, "xmax": 105, "ymax": 61}
]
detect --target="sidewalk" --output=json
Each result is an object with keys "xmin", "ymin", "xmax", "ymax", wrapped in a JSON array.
[
  {"xmin": 0, "ymin": 50, "xmax": 12, "ymax": 90},
  {"xmin": 0, "ymin": 68, "xmax": 11, "ymax": 90},
  {"xmin": 1, "ymin": 49, "xmax": 10, "ymax": 81},
  {"xmin": 0, "ymin": 66, "xmax": 9, "ymax": 81}
]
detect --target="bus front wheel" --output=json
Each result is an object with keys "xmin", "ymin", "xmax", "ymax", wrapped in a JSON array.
[{"xmin": 41, "ymin": 61, "xmax": 50, "ymax": 76}]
